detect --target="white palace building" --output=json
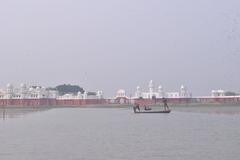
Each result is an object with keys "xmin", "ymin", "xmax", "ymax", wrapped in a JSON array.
[
  {"xmin": 0, "ymin": 83, "xmax": 58, "ymax": 99},
  {"xmin": 132, "ymin": 80, "xmax": 192, "ymax": 99},
  {"xmin": 0, "ymin": 83, "xmax": 104, "ymax": 100}
]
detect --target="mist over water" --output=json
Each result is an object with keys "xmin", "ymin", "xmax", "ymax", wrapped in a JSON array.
[
  {"xmin": 0, "ymin": 0, "xmax": 240, "ymax": 160},
  {"xmin": 0, "ymin": 0, "xmax": 240, "ymax": 96},
  {"xmin": 0, "ymin": 106, "xmax": 240, "ymax": 160}
]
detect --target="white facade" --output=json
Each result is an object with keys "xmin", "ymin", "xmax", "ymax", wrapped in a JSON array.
[
  {"xmin": 57, "ymin": 91, "xmax": 104, "ymax": 100},
  {"xmin": 0, "ymin": 83, "xmax": 57, "ymax": 99},
  {"xmin": 0, "ymin": 83, "xmax": 103, "ymax": 100},
  {"xmin": 115, "ymin": 89, "xmax": 128, "ymax": 98},
  {"xmin": 133, "ymin": 80, "xmax": 191, "ymax": 99},
  {"xmin": 0, "ymin": 83, "xmax": 103, "ymax": 99},
  {"xmin": 133, "ymin": 80, "xmax": 165, "ymax": 99},
  {"xmin": 96, "ymin": 91, "xmax": 104, "ymax": 99},
  {"xmin": 179, "ymin": 85, "xmax": 191, "ymax": 98},
  {"xmin": 211, "ymin": 90, "xmax": 226, "ymax": 97},
  {"xmin": 166, "ymin": 92, "xmax": 180, "ymax": 98}
]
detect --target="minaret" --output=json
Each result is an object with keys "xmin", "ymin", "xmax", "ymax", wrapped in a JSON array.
[
  {"xmin": 180, "ymin": 85, "xmax": 187, "ymax": 98},
  {"xmin": 97, "ymin": 91, "xmax": 103, "ymax": 99},
  {"xmin": 6, "ymin": 83, "xmax": 14, "ymax": 99},
  {"xmin": 158, "ymin": 85, "xmax": 164, "ymax": 98},
  {"xmin": 149, "ymin": 80, "xmax": 154, "ymax": 93},
  {"xmin": 135, "ymin": 86, "xmax": 142, "ymax": 98},
  {"xmin": 20, "ymin": 83, "xmax": 27, "ymax": 99},
  {"xmin": 83, "ymin": 91, "xmax": 88, "ymax": 99},
  {"xmin": 149, "ymin": 80, "xmax": 154, "ymax": 99},
  {"xmin": 77, "ymin": 91, "xmax": 82, "ymax": 99},
  {"xmin": 36, "ymin": 86, "xmax": 41, "ymax": 99}
]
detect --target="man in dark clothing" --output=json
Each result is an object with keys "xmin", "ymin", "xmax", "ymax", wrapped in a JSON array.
[
  {"xmin": 133, "ymin": 103, "xmax": 140, "ymax": 113},
  {"xmin": 162, "ymin": 97, "xmax": 169, "ymax": 111},
  {"xmin": 136, "ymin": 103, "xmax": 140, "ymax": 112}
]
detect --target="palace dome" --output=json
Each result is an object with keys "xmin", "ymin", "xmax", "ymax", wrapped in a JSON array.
[
  {"xmin": 116, "ymin": 89, "xmax": 126, "ymax": 97},
  {"xmin": 7, "ymin": 83, "xmax": 13, "ymax": 88}
]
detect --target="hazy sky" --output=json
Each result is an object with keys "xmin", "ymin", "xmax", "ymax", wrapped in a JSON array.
[{"xmin": 0, "ymin": 0, "xmax": 240, "ymax": 96}]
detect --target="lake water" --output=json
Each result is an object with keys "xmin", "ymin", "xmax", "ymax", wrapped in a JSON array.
[{"xmin": 0, "ymin": 106, "xmax": 240, "ymax": 160}]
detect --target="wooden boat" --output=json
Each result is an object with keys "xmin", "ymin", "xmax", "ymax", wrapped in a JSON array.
[{"xmin": 134, "ymin": 110, "xmax": 171, "ymax": 114}]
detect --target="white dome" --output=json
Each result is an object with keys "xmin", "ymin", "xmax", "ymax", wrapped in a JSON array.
[
  {"xmin": 97, "ymin": 90, "xmax": 103, "ymax": 94},
  {"xmin": 158, "ymin": 85, "xmax": 163, "ymax": 89},
  {"xmin": 217, "ymin": 90, "xmax": 225, "ymax": 93},
  {"xmin": 7, "ymin": 83, "xmax": 13, "ymax": 88},
  {"xmin": 181, "ymin": 85, "xmax": 185, "ymax": 89},
  {"xmin": 117, "ymin": 89, "xmax": 125, "ymax": 94},
  {"xmin": 116, "ymin": 89, "xmax": 126, "ymax": 97},
  {"xmin": 149, "ymin": 80, "xmax": 154, "ymax": 88}
]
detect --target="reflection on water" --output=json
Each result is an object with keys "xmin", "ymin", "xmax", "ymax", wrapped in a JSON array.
[
  {"xmin": 0, "ymin": 107, "xmax": 51, "ymax": 120},
  {"xmin": 0, "ymin": 106, "xmax": 240, "ymax": 160},
  {"xmin": 1, "ymin": 105, "xmax": 240, "ymax": 120},
  {"xmin": 172, "ymin": 105, "xmax": 240, "ymax": 115}
]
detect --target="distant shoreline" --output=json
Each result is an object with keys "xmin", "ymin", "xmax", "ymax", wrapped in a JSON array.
[{"xmin": 1, "ymin": 103, "xmax": 240, "ymax": 109}]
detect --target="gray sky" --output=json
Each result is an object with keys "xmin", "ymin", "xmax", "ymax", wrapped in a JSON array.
[{"xmin": 0, "ymin": 0, "xmax": 240, "ymax": 96}]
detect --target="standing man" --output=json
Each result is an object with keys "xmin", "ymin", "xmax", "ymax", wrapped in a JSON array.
[
  {"xmin": 136, "ymin": 103, "xmax": 140, "ymax": 112},
  {"xmin": 162, "ymin": 97, "xmax": 169, "ymax": 111},
  {"xmin": 133, "ymin": 103, "xmax": 140, "ymax": 113}
]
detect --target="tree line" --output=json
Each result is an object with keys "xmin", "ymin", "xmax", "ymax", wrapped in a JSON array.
[{"xmin": 47, "ymin": 84, "xmax": 85, "ymax": 96}]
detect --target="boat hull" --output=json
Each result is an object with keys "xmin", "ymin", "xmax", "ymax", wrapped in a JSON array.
[{"xmin": 134, "ymin": 110, "xmax": 171, "ymax": 114}]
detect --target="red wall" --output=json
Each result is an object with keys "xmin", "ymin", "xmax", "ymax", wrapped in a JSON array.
[{"xmin": 1, "ymin": 97, "xmax": 240, "ymax": 107}]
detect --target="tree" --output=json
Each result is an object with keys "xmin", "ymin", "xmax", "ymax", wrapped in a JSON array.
[
  {"xmin": 55, "ymin": 84, "xmax": 85, "ymax": 96},
  {"xmin": 87, "ymin": 92, "xmax": 97, "ymax": 96}
]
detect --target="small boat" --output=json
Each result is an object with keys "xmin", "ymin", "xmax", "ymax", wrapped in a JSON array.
[
  {"xmin": 144, "ymin": 106, "xmax": 152, "ymax": 111},
  {"xmin": 134, "ymin": 110, "xmax": 171, "ymax": 114}
]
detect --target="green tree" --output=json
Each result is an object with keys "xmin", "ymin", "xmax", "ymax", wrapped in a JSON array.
[{"xmin": 55, "ymin": 84, "xmax": 85, "ymax": 96}]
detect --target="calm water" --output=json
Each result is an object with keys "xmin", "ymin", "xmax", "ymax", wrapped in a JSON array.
[{"xmin": 0, "ymin": 106, "xmax": 240, "ymax": 160}]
